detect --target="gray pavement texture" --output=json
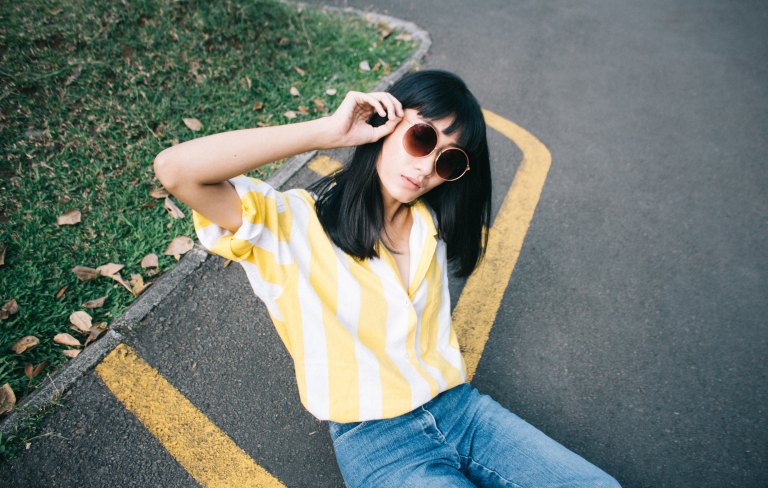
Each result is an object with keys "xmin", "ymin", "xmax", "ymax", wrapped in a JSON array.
[{"xmin": 3, "ymin": 0, "xmax": 767, "ymax": 487}]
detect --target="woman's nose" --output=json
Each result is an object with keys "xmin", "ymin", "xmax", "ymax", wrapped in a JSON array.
[{"xmin": 412, "ymin": 154, "xmax": 435, "ymax": 177}]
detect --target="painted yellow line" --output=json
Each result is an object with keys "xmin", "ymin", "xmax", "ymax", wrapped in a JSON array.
[
  {"xmin": 308, "ymin": 155, "xmax": 344, "ymax": 176},
  {"xmin": 453, "ymin": 109, "xmax": 552, "ymax": 381},
  {"xmin": 95, "ymin": 344, "xmax": 285, "ymax": 488}
]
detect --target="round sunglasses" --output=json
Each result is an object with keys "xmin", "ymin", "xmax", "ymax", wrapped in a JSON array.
[{"xmin": 401, "ymin": 120, "xmax": 470, "ymax": 181}]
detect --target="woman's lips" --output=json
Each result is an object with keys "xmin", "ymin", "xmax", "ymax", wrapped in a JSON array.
[{"xmin": 401, "ymin": 175, "xmax": 421, "ymax": 190}]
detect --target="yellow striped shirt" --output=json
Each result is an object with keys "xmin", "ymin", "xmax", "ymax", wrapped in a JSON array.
[{"xmin": 192, "ymin": 176, "xmax": 466, "ymax": 422}]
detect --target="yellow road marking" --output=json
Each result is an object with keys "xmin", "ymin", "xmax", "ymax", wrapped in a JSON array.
[
  {"xmin": 308, "ymin": 155, "xmax": 344, "ymax": 176},
  {"xmin": 95, "ymin": 344, "xmax": 285, "ymax": 488},
  {"xmin": 453, "ymin": 109, "xmax": 552, "ymax": 381}
]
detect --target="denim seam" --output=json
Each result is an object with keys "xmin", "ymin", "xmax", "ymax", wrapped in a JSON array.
[
  {"xmin": 460, "ymin": 454, "xmax": 524, "ymax": 488},
  {"xmin": 332, "ymin": 420, "xmax": 369, "ymax": 448}
]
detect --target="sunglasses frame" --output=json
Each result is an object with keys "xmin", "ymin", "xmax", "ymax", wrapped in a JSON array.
[{"xmin": 401, "ymin": 119, "xmax": 471, "ymax": 182}]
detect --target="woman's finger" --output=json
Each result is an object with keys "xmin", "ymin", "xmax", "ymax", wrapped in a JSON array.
[{"xmin": 370, "ymin": 116, "xmax": 400, "ymax": 141}]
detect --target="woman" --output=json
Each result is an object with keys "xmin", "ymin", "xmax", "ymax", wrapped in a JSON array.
[{"xmin": 154, "ymin": 70, "xmax": 620, "ymax": 487}]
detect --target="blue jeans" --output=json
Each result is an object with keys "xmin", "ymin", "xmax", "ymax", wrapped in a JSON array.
[{"xmin": 328, "ymin": 383, "xmax": 621, "ymax": 487}]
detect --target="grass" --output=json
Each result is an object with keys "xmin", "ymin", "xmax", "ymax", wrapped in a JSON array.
[{"xmin": 0, "ymin": 0, "xmax": 415, "ymax": 458}]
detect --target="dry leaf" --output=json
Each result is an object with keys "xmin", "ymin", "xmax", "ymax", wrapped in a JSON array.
[
  {"xmin": 290, "ymin": 86, "xmax": 300, "ymax": 97},
  {"xmin": 164, "ymin": 236, "xmax": 193, "ymax": 260},
  {"xmin": 72, "ymin": 265, "xmax": 99, "ymax": 281},
  {"xmin": 378, "ymin": 27, "xmax": 393, "ymax": 39},
  {"xmin": 57, "ymin": 210, "xmax": 81, "ymax": 226},
  {"xmin": 325, "ymin": 88, "xmax": 337, "ymax": 96},
  {"xmin": 0, "ymin": 245, "xmax": 5, "ymax": 266},
  {"xmin": 1, "ymin": 299, "xmax": 19, "ymax": 320},
  {"xmin": 141, "ymin": 254, "xmax": 158, "ymax": 269},
  {"xmin": 183, "ymin": 117, "xmax": 203, "ymax": 131},
  {"xmin": 111, "ymin": 273, "xmax": 134, "ymax": 294},
  {"xmin": 312, "ymin": 99, "xmax": 326, "ymax": 109},
  {"xmin": 0, "ymin": 384, "xmax": 15, "ymax": 415},
  {"xmin": 223, "ymin": 259, "xmax": 232, "ymax": 268},
  {"xmin": 69, "ymin": 311, "xmax": 93, "ymax": 333},
  {"xmin": 243, "ymin": 76, "xmax": 252, "ymax": 89},
  {"xmin": 85, "ymin": 323, "xmax": 108, "ymax": 347},
  {"xmin": 11, "ymin": 336, "xmax": 39, "ymax": 354},
  {"xmin": 83, "ymin": 296, "xmax": 106, "ymax": 309},
  {"xmin": 62, "ymin": 349, "xmax": 80, "ymax": 359},
  {"xmin": 164, "ymin": 197, "xmax": 185, "ymax": 219},
  {"xmin": 283, "ymin": 111, "xmax": 297, "ymax": 120},
  {"xmin": 24, "ymin": 361, "xmax": 47, "ymax": 379},
  {"xmin": 97, "ymin": 263, "xmax": 124, "ymax": 277},
  {"xmin": 150, "ymin": 187, "xmax": 169, "ymax": 199},
  {"xmin": 130, "ymin": 274, "xmax": 151, "ymax": 296},
  {"xmin": 395, "ymin": 33, "xmax": 412, "ymax": 42},
  {"xmin": 252, "ymin": 101, "xmax": 264, "ymax": 111},
  {"xmin": 54, "ymin": 333, "xmax": 81, "ymax": 347},
  {"xmin": 359, "ymin": 60, "xmax": 371, "ymax": 72},
  {"xmin": 55, "ymin": 286, "xmax": 68, "ymax": 299},
  {"xmin": 294, "ymin": 66, "xmax": 306, "ymax": 76},
  {"xmin": 297, "ymin": 105, "xmax": 309, "ymax": 115}
]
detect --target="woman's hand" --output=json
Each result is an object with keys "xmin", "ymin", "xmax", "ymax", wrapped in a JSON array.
[{"xmin": 325, "ymin": 91, "xmax": 404, "ymax": 147}]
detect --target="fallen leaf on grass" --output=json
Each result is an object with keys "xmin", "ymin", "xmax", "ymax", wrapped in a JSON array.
[
  {"xmin": 252, "ymin": 101, "xmax": 264, "ymax": 111},
  {"xmin": 395, "ymin": 33, "xmax": 412, "ymax": 42},
  {"xmin": 283, "ymin": 111, "xmax": 297, "ymax": 120},
  {"xmin": 55, "ymin": 286, "xmax": 68, "ymax": 299},
  {"xmin": 11, "ymin": 336, "xmax": 39, "ymax": 354},
  {"xmin": 111, "ymin": 272, "xmax": 134, "ymax": 294},
  {"xmin": 62, "ymin": 349, "xmax": 80, "ymax": 359},
  {"xmin": 69, "ymin": 311, "xmax": 93, "ymax": 333},
  {"xmin": 84, "ymin": 323, "xmax": 108, "ymax": 347},
  {"xmin": 312, "ymin": 99, "xmax": 326, "ymax": 109},
  {"xmin": 24, "ymin": 361, "xmax": 47, "ymax": 379},
  {"xmin": 359, "ymin": 60, "xmax": 371, "ymax": 72},
  {"xmin": 1, "ymin": 299, "xmax": 19, "ymax": 320},
  {"xmin": 141, "ymin": 253, "xmax": 158, "ymax": 269},
  {"xmin": 183, "ymin": 117, "xmax": 203, "ymax": 131},
  {"xmin": 325, "ymin": 88, "xmax": 337, "ymax": 96},
  {"xmin": 294, "ymin": 66, "xmax": 306, "ymax": 76},
  {"xmin": 0, "ymin": 384, "xmax": 15, "ymax": 415},
  {"xmin": 130, "ymin": 273, "xmax": 151, "ymax": 296},
  {"xmin": 97, "ymin": 263, "xmax": 124, "ymax": 277},
  {"xmin": 54, "ymin": 333, "xmax": 81, "ymax": 347},
  {"xmin": 164, "ymin": 197, "xmax": 185, "ymax": 219},
  {"xmin": 290, "ymin": 86, "xmax": 301, "ymax": 97},
  {"xmin": 150, "ymin": 188, "xmax": 169, "ymax": 199},
  {"xmin": 164, "ymin": 236, "xmax": 194, "ymax": 260},
  {"xmin": 83, "ymin": 296, "xmax": 106, "ymax": 309},
  {"xmin": 378, "ymin": 27, "xmax": 393, "ymax": 39},
  {"xmin": 72, "ymin": 266, "xmax": 99, "ymax": 281},
  {"xmin": 57, "ymin": 210, "xmax": 81, "ymax": 226},
  {"xmin": 0, "ymin": 245, "xmax": 5, "ymax": 266},
  {"xmin": 297, "ymin": 105, "xmax": 310, "ymax": 115}
]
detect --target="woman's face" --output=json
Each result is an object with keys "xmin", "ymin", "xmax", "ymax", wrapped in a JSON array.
[{"xmin": 376, "ymin": 108, "xmax": 462, "ymax": 205}]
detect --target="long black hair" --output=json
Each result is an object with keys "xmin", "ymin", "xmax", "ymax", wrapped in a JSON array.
[{"xmin": 308, "ymin": 70, "xmax": 492, "ymax": 278}]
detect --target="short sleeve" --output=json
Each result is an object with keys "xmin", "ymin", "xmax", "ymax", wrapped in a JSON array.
[{"xmin": 192, "ymin": 175, "xmax": 288, "ymax": 262}]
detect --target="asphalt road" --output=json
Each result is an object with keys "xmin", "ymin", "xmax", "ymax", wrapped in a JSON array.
[{"xmin": 3, "ymin": 0, "xmax": 767, "ymax": 487}]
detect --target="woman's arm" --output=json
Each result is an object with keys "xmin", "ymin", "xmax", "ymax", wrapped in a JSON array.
[{"xmin": 153, "ymin": 91, "xmax": 403, "ymax": 233}]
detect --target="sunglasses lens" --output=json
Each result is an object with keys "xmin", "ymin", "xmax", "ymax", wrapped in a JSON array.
[
  {"xmin": 436, "ymin": 149, "xmax": 469, "ymax": 180},
  {"xmin": 404, "ymin": 123, "xmax": 437, "ymax": 157}
]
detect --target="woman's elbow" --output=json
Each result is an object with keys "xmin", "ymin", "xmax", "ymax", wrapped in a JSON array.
[{"xmin": 153, "ymin": 149, "xmax": 178, "ymax": 190}]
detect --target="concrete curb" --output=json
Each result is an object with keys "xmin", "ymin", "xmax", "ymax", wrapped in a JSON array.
[{"xmin": 0, "ymin": 4, "xmax": 431, "ymax": 441}]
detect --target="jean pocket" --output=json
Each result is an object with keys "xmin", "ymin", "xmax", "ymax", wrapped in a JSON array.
[{"xmin": 329, "ymin": 420, "xmax": 370, "ymax": 447}]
